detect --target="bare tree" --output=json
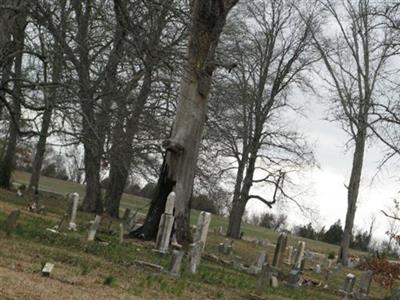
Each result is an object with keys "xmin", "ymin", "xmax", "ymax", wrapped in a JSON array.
[
  {"xmin": 310, "ymin": 0, "xmax": 398, "ymax": 265},
  {"xmin": 206, "ymin": 0, "xmax": 317, "ymax": 239},
  {"xmin": 133, "ymin": 0, "xmax": 239, "ymax": 242}
]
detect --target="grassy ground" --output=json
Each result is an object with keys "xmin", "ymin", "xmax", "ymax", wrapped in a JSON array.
[{"xmin": 0, "ymin": 171, "xmax": 391, "ymax": 299}]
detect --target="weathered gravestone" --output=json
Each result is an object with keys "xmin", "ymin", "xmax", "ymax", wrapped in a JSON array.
[
  {"xmin": 189, "ymin": 241, "xmax": 203, "ymax": 274},
  {"xmin": 218, "ymin": 239, "xmax": 233, "ymax": 255},
  {"xmin": 249, "ymin": 251, "xmax": 267, "ymax": 274},
  {"xmin": 287, "ymin": 268, "xmax": 301, "ymax": 288},
  {"xmin": 169, "ymin": 250, "xmax": 184, "ymax": 277},
  {"xmin": 68, "ymin": 193, "xmax": 80, "ymax": 231},
  {"xmin": 4, "ymin": 209, "xmax": 20, "ymax": 235},
  {"xmin": 272, "ymin": 234, "xmax": 288, "ymax": 268},
  {"xmin": 87, "ymin": 215, "xmax": 101, "ymax": 241},
  {"xmin": 293, "ymin": 241, "xmax": 306, "ymax": 269},
  {"xmin": 315, "ymin": 264, "xmax": 321, "ymax": 274},
  {"xmin": 42, "ymin": 262, "xmax": 54, "ymax": 277},
  {"xmin": 354, "ymin": 270, "xmax": 373, "ymax": 300},
  {"xmin": 155, "ymin": 192, "xmax": 175, "ymax": 253},
  {"xmin": 339, "ymin": 273, "xmax": 356, "ymax": 299},
  {"xmin": 286, "ymin": 246, "xmax": 293, "ymax": 265},
  {"xmin": 193, "ymin": 211, "xmax": 211, "ymax": 250}
]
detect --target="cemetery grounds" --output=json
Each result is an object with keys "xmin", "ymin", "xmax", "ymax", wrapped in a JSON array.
[{"xmin": 0, "ymin": 171, "xmax": 394, "ymax": 299}]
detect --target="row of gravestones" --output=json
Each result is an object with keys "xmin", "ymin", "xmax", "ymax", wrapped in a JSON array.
[
  {"xmin": 151, "ymin": 192, "xmax": 212, "ymax": 275},
  {"xmin": 216, "ymin": 232, "xmax": 378, "ymax": 299}
]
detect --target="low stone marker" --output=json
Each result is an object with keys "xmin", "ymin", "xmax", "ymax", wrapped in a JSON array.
[
  {"xmin": 218, "ymin": 239, "xmax": 233, "ymax": 255},
  {"xmin": 256, "ymin": 264, "xmax": 272, "ymax": 295},
  {"xmin": 169, "ymin": 250, "xmax": 184, "ymax": 276},
  {"xmin": 249, "ymin": 251, "xmax": 268, "ymax": 274},
  {"xmin": 355, "ymin": 270, "xmax": 373, "ymax": 300},
  {"xmin": 4, "ymin": 209, "xmax": 20, "ymax": 235},
  {"xmin": 193, "ymin": 211, "xmax": 211, "ymax": 250},
  {"xmin": 87, "ymin": 215, "xmax": 101, "ymax": 241},
  {"xmin": 155, "ymin": 192, "xmax": 175, "ymax": 253},
  {"xmin": 287, "ymin": 268, "xmax": 301, "ymax": 288},
  {"xmin": 339, "ymin": 273, "xmax": 356, "ymax": 299},
  {"xmin": 315, "ymin": 264, "xmax": 321, "ymax": 274},
  {"xmin": 188, "ymin": 241, "xmax": 204, "ymax": 274},
  {"xmin": 42, "ymin": 262, "xmax": 54, "ymax": 277}
]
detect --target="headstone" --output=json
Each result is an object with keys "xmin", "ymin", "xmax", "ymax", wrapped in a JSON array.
[
  {"xmin": 193, "ymin": 211, "xmax": 211, "ymax": 250},
  {"xmin": 119, "ymin": 223, "xmax": 124, "ymax": 244},
  {"xmin": 17, "ymin": 189, "xmax": 23, "ymax": 197},
  {"xmin": 68, "ymin": 193, "xmax": 80, "ymax": 231},
  {"xmin": 339, "ymin": 273, "xmax": 356, "ymax": 299},
  {"xmin": 270, "ymin": 276, "xmax": 279, "ymax": 288},
  {"xmin": 256, "ymin": 263, "xmax": 271, "ymax": 295},
  {"xmin": 249, "ymin": 252, "xmax": 268, "ymax": 275},
  {"xmin": 272, "ymin": 234, "xmax": 287, "ymax": 268},
  {"xmin": 293, "ymin": 241, "xmax": 306, "ymax": 269},
  {"xmin": 155, "ymin": 214, "xmax": 174, "ymax": 253},
  {"xmin": 300, "ymin": 258, "xmax": 306, "ymax": 272},
  {"xmin": 218, "ymin": 226, "xmax": 223, "ymax": 235},
  {"xmin": 87, "ymin": 215, "xmax": 101, "ymax": 241},
  {"xmin": 287, "ymin": 268, "xmax": 301, "ymax": 288},
  {"xmin": 155, "ymin": 192, "xmax": 176, "ymax": 253},
  {"xmin": 355, "ymin": 270, "xmax": 373, "ymax": 300},
  {"xmin": 286, "ymin": 246, "xmax": 293, "ymax": 265},
  {"xmin": 218, "ymin": 239, "xmax": 233, "ymax": 255},
  {"xmin": 169, "ymin": 250, "xmax": 184, "ymax": 276},
  {"xmin": 188, "ymin": 241, "xmax": 203, "ymax": 274},
  {"xmin": 255, "ymin": 251, "xmax": 267, "ymax": 269},
  {"xmin": 42, "ymin": 262, "xmax": 54, "ymax": 277},
  {"xmin": 164, "ymin": 192, "xmax": 175, "ymax": 215},
  {"xmin": 4, "ymin": 210, "xmax": 20, "ymax": 235},
  {"xmin": 327, "ymin": 258, "xmax": 333, "ymax": 269},
  {"xmin": 315, "ymin": 264, "xmax": 321, "ymax": 274}
]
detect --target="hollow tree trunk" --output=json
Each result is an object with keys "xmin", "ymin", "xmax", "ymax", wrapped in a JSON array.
[
  {"xmin": 0, "ymin": 9, "xmax": 25, "ymax": 189},
  {"xmin": 338, "ymin": 127, "xmax": 367, "ymax": 266},
  {"xmin": 133, "ymin": 0, "xmax": 238, "ymax": 243}
]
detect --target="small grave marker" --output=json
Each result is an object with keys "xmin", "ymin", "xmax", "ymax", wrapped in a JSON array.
[
  {"xmin": 42, "ymin": 262, "xmax": 54, "ymax": 277},
  {"xmin": 339, "ymin": 273, "xmax": 356, "ymax": 299},
  {"xmin": 169, "ymin": 250, "xmax": 184, "ymax": 276},
  {"xmin": 87, "ymin": 215, "xmax": 101, "ymax": 241}
]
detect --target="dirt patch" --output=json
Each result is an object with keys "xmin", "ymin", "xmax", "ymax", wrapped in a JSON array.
[{"xmin": 0, "ymin": 266, "xmax": 140, "ymax": 300}]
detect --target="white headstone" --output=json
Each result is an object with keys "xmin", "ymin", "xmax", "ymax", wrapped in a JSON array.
[
  {"xmin": 194, "ymin": 211, "xmax": 211, "ymax": 250},
  {"xmin": 42, "ymin": 262, "xmax": 54, "ymax": 277},
  {"xmin": 165, "ymin": 192, "xmax": 175, "ymax": 215},
  {"xmin": 68, "ymin": 193, "xmax": 80, "ymax": 231},
  {"xmin": 155, "ymin": 214, "xmax": 174, "ymax": 253},
  {"xmin": 87, "ymin": 215, "xmax": 101, "ymax": 241},
  {"xmin": 294, "ymin": 241, "xmax": 306, "ymax": 268}
]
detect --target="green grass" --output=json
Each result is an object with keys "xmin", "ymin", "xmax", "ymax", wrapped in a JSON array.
[{"xmin": 0, "ymin": 170, "xmax": 391, "ymax": 299}]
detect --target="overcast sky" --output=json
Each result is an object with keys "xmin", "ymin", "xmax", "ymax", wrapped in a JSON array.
[{"xmin": 246, "ymin": 90, "xmax": 399, "ymax": 244}]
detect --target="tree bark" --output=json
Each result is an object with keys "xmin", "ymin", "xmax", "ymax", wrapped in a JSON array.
[
  {"xmin": 338, "ymin": 127, "xmax": 367, "ymax": 266},
  {"xmin": 132, "ymin": 0, "xmax": 238, "ymax": 243},
  {"xmin": 0, "ymin": 7, "xmax": 25, "ymax": 188}
]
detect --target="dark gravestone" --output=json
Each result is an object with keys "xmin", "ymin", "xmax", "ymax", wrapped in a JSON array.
[
  {"xmin": 4, "ymin": 210, "xmax": 20, "ymax": 235},
  {"xmin": 287, "ymin": 268, "xmax": 301, "ymax": 288},
  {"xmin": 355, "ymin": 270, "xmax": 373, "ymax": 300},
  {"xmin": 339, "ymin": 273, "xmax": 356, "ymax": 299}
]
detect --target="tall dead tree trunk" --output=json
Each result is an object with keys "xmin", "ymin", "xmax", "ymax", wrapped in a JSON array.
[
  {"xmin": 133, "ymin": 0, "xmax": 239, "ymax": 242},
  {"xmin": 0, "ymin": 5, "xmax": 26, "ymax": 188}
]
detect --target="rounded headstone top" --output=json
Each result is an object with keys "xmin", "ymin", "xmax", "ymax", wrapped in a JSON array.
[{"xmin": 165, "ymin": 192, "xmax": 176, "ymax": 215}]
